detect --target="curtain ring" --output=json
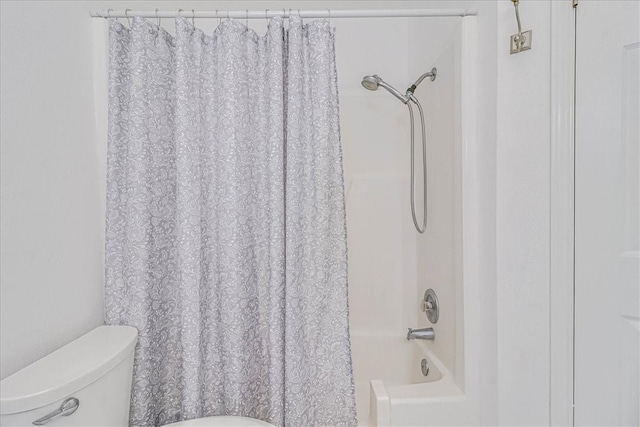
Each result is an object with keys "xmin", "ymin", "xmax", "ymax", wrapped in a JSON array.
[
  {"xmin": 178, "ymin": 8, "xmax": 183, "ymax": 18},
  {"xmin": 155, "ymin": 9, "xmax": 160, "ymax": 27},
  {"xmin": 191, "ymin": 9, "xmax": 195, "ymax": 26},
  {"xmin": 106, "ymin": 8, "xmax": 113, "ymax": 19},
  {"xmin": 125, "ymin": 9, "xmax": 131, "ymax": 27}
]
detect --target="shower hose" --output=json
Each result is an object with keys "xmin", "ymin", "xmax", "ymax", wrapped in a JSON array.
[{"xmin": 406, "ymin": 94, "xmax": 428, "ymax": 234}]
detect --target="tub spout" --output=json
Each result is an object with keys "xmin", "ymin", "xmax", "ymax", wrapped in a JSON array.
[{"xmin": 407, "ymin": 327, "xmax": 435, "ymax": 341}]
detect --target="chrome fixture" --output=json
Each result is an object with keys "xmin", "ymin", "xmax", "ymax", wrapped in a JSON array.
[
  {"xmin": 360, "ymin": 68, "xmax": 437, "ymax": 234},
  {"xmin": 91, "ymin": 8, "xmax": 479, "ymax": 19},
  {"xmin": 33, "ymin": 397, "xmax": 80, "ymax": 425},
  {"xmin": 421, "ymin": 288, "xmax": 439, "ymax": 324},
  {"xmin": 421, "ymin": 358, "xmax": 430, "ymax": 376},
  {"xmin": 407, "ymin": 327, "xmax": 436, "ymax": 341},
  {"xmin": 510, "ymin": 0, "xmax": 532, "ymax": 54},
  {"xmin": 361, "ymin": 75, "xmax": 409, "ymax": 103},
  {"xmin": 406, "ymin": 68, "xmax": 437, "ymax": 94}
]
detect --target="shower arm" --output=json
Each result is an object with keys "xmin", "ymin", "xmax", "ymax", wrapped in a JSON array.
[{"xmin": 406, "ymin": 67, "xmax": 437, "ymax": 95}]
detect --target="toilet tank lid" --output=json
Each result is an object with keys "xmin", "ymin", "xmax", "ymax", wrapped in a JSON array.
[{"xmin": 0, "ymin": 325, "xmax": 138, "ymax": 415}]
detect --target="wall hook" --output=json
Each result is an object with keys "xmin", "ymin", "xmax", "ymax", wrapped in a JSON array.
[{"xmin": 510, "ymin": 0, "xmax": 532, "ymax": 54}]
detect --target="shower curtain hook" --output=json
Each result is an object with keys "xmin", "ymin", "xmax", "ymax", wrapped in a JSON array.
[
  {"xmin": 191, "ymin": 9, "xmax": 195, "ymax": 26},
  {"xmin": 155, "ymin": 9, "xmax": 160, "ymax": 27},
  {"xmin": 178, "ymin": 8, "xmax": 183, "ymax": 19},
  {"xmin": 265, "ymin": 9, "xmax": 269, "ymax": 21},
  {"xmin": 125, "ymin": 9, "xmax": 131, "ymax": 27},
  {"xmin": 245, "ymin": 9, "xmax": 249, "ymax": 29},
  {"xmin": 327, "ymin": 9, "xmax": 331, "ymax": 26},
  {"xmin": 106, "ymin": 8, "xmax": 113, "ymax": 19}
]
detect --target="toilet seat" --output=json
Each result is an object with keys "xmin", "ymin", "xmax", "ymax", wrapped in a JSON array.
[{"xmin": 165, "ymin": 416, "xmax": 276, "ymax": 427}]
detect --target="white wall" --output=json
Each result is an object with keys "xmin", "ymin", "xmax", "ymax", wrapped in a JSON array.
[
  {"xmin": 0, "ymin": 0, "xmax": 106, "ymax": 379},
  {"xmin": 495, "ymin": 1, "xmax": 551, "ymax": 424}
]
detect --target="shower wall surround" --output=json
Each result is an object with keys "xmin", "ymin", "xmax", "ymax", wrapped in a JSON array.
[{"xmin": 410, "ymin": 20, "xmax": 464, "ymax": 383}]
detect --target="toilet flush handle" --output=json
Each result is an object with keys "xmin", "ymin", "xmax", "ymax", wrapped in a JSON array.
[{"xmin": 32, "ymin": 397, "xmax": 80, "ymax": 425}]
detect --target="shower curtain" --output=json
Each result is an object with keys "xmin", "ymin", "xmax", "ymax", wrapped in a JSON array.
[{"xmin": 105, "ymin": 15, "xmax": 356, "ymax": 427}]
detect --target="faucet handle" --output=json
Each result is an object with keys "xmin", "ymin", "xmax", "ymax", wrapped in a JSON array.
[{"xmin": 421, "ymin": 289, "xmax": 439, "ymax": 324}]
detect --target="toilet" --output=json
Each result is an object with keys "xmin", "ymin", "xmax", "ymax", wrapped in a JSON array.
[
  {"xmin": 0, "ymin": 326, "xmax": 276, "ymax": 427},
  {"xmin": 0, "ymin": 326, "xmax": 138, "ymax": 426}
]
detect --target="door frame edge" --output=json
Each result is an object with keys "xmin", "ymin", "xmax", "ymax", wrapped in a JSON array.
[{"xmin": 549, "ymin": 1, "xmax": 576, "ymax": 425}]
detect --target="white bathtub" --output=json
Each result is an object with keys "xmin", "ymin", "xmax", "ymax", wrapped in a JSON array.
[{"xmin": 351, "ymin": 335, "xmax": 471, "ymax": 426}]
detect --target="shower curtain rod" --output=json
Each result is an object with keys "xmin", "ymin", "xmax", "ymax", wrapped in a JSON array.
[{"xmin": 90, "ymin": 8, "xmax": 477, "ymax": 19}]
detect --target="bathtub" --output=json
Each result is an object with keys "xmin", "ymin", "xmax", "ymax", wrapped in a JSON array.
[{"xmin": 351, "ymin": 335, "xmax": 472, "ymax": 426}]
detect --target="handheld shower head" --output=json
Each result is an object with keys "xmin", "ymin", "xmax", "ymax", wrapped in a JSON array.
[
  {"xmin": 361, "ymin": 75, "xmax": 380, "ymax": 91},
  {"xmin": 361, "ymin": 75, "xmax": 409, "ymax": 104}
]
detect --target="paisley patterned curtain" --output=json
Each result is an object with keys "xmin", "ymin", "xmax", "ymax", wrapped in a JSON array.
[{"xmin": 105, "ymin": 15, "xmax": 356, "ymax": 427}]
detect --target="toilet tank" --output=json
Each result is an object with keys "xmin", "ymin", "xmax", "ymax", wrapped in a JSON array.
[{"xmin": 0, "ymin": 326, "xmax": 138, "ymax": 426}]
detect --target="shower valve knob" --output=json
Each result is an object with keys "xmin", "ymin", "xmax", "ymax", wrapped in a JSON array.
[{"xmin": 421, "ymin": 289, "xmax": 439, "ymax": 324}]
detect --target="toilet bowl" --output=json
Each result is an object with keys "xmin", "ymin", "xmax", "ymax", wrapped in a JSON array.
[
  {"xmin": 0, "ymin": 325, "xmax": 138, "ymax": 426},
  {"xmin": 165, "ymin": 416, "xmax": 276, "ymax": 426}
]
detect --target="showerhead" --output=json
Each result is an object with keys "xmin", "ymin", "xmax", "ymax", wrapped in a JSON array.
[
  {"xmin": 361, "ymin": 75, "xmax": 380, "ymax": 91},
  {"xmin": 361, "ymin": 74, "xmax": 409, "ymax": 104}
]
